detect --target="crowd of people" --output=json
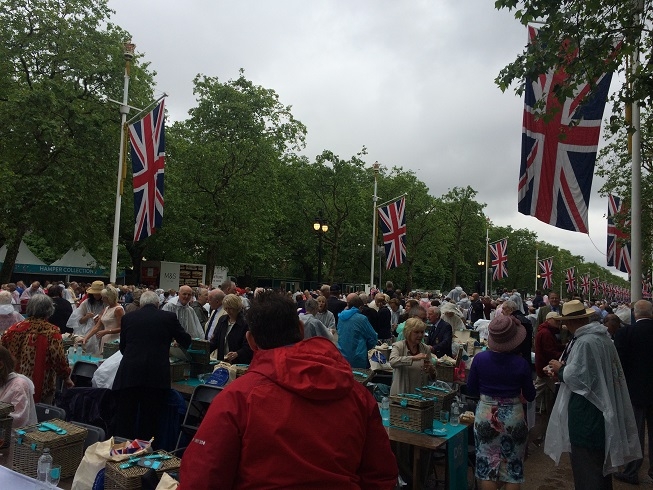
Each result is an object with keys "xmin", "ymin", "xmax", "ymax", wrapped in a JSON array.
[{"xmin": 0, "ymin": 277, "xmax": 649, "ymax": 489}]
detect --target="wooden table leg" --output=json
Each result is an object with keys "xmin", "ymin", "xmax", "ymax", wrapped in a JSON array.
[{"xmin": 413, "ymin": 446, "xmax": 420, "ymax": 490}]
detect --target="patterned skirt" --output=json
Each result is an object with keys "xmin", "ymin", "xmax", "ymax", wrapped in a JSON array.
[{"xmin": 474, "ymin": 394, "xmax": 529, "ymax": 483}]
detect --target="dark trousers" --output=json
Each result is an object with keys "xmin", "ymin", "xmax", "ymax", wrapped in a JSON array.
[
  {"xmin": 621, "ymin": 404, "xmax": 653, "ymax": 479},
  {"xmin": 114, "ymin": 387, "xmax": 168, "ymax": 447},
  {"xmin": 570, "ymin": 445, "xmax": 612, "ymax": 490}
]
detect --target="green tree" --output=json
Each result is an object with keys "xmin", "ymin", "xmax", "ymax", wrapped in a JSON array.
[
  {"xmin": 494, "ymin": 0, "xmax": 650, "ymax": 107},
  {"xmin": 163, "ymin": 71, "xmax": 306, "ymax": 284},
  {"xmin": 437, "ymin": 187, "xmax": 487, "ymax": 290},
  {"xmin": 0, "ymin": 0, "xmax": 155, "ymax": 282}
]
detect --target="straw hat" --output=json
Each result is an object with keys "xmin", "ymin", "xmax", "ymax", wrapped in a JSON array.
[
  {"xmin": 487, "ymin": 315, "xmax": 526, "ymax": 353},
  {"xmin": 86, "ymin": 281, "xmax": 105, "ymax": 294},
  {"xmin": 553, "ymin": 300, "xmax": 594, "ymax": 320},
  {"xmin": 545, "ymin": 311, "xmax": 559, "ymax": 320}
]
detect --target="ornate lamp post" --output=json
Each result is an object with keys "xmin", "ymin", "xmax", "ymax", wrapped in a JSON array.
[{"xmin": 313, "ymin": 214, "xmax": 329, "ymax": 284}]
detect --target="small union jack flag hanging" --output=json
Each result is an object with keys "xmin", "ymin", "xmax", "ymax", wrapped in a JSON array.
[
  {"xmin": 518, "ymin": 27, "xmax": 614, "ymax": 233},
  {"xmin": 580, "ymin": 274, "xmax": 590, "ymax": 297},
  {"xmin": 539, "ymin": 258, "xmax": 553, "ymax": 290},
  {"xmin": 130, "ymin": 100, "xmax": 166, "ymax": 242},
  {"xmin": 489, "ymin": 239, "xmax": 508, "ymax": 281},
  {"xmin": 591, "ymin": 277, "xmax": 600, "ymax": 297},
  {"xmin": 607, "ymin": 194, "xmax": 631, "ymax": 274},
  {"xmin": 601, "ymin": 281, "xmax": 607, "ymax": 298},
  {"xmin": 565, "ymin": 267, "xmax": 576, "ymax": 293},
  {"xmin": 378, "ymin": 196, "xmax": 407, "ymax": 270}
]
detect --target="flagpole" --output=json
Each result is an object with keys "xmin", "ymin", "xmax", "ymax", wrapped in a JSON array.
[
  {"xmin": 110, "ymin": 41, "xmax": 135, "ymax": 284},
  {"xmin": 484, "ymin": 228, "xmax": 489, "ymax": 296},
  {"xmin": 369, "ymin": 162, "xmax": 380, "ymax": 288},
  {"xmin": 534, "ymin": 246, "xmax": 539, "ymax": 293},
  {"xmin": 630, "ymin": 25, "xmax": 643, "ymax": 301}
]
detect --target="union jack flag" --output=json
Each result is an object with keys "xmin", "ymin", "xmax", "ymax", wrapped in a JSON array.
[
  {"xmin": 607, "ymin": 194, "xmax": 631, "ymax": 274},
  {"xmin": 565, "ymin": 267, "xmax": 576, "ymax": 293},
  {"xmin": 489, "ymin": 239, "xmax": 508, "ymax": 281},
  {"xmin": 580, "ymin": 274, "xmax": 590, "ymax": 297},
  {"xmin": 601, "ymin": 281, "xmax": 607, "ymax": 297},
  {"xmin": 518, "ymin": 27, "xmax": 614, "ymax": 233},
  {"xmin": 378, "ymin": 197, "xmax": 407, "ymax": 269},
  {"xmin": 538, "ymin": 258, "xmax": 553, "ymax": 290},
  {"xmin": 591, "ymin": 277, "xmax": 600, "ymax": 297},
  {"xmin": 130, "ymin": 100, "xmax": 166, "ymax": 242}
]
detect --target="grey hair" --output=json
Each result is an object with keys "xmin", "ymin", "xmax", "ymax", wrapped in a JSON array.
[
  {"xmin": 305, "ymin": 298, "xmax": 318, "ymax": 313},
  {"xmin": 0, "ymin": 290, "xmax": 11, "ymax": 305},
  {"xmin": 634, "ymin": 300, "xmax": 653, "ymax": 319},
  {"xmin": 503, "ymin": 300, "xmax": 518, "ymax": 312},
  {"xmin": 26, "ymin": 294, "xmax": 55, "ymax": 319},
  {"xmin": 140, "ymin": 290, "xmax": 161, "ymax": 307}
]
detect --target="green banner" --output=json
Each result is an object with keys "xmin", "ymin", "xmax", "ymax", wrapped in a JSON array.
[{"xmin": 1, "ymin": 262, "xmax": 117, "ymax": 277}]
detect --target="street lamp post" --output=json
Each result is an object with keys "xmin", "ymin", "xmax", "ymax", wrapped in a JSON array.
[
  {"xmin": 477, "ymin": 260, "xmax": 485, "ymax": 295},
  {"xmin": 313, "ymin": 214, "xmax": 329, "ymax": 284}
]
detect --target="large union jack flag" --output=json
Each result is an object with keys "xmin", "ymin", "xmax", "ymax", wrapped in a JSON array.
[
  {"xmin": 130, "ymin": 100, "xmax": 166, "ymax": 242},
  {"xmin": 518, "ymin": 27, "xmax": 614, "ymax": 233},
  {"xmin": 539, "ymin": 258, "xmax": 553, "ymax": 290},
  {"xmin": 591, "ymin": 277, "xmax": 600, "ymax": 297},
  {"xmin": 565, "ymin": 267, "xmax": 576, "ymax": 293},
  {"xmin": 607, "ymin": 194, "xmax": 631, "ymax": 274},
  {"xmin": 580, "ymin": 274, "xmax": 590, "ymax": 297},
  {"xmin": 378, "ymin": 197, "xmax": 407, "ymax": 270},
  {"xmin": 490, "ymin": 239, "xmax": 508, "ymax": 281}
]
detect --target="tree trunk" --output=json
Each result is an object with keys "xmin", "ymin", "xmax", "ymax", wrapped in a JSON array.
[
  {"xmin": 205, "ymin": 244, "xmax": 218, "ymax": 286},
  {"xmin": 0, "ymin": 226, "xmax": 27, "ymax": 284}
]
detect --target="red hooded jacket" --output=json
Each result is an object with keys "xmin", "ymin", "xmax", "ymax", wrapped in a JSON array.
[{"xmin": 178, "ymin": 337, "xmax": 397, "ymax": 490}]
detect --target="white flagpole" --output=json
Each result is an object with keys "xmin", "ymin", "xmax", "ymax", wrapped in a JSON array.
[
  {"xmin": 631, "ymin": 55, "xmax": 642, "ymax": 301},
  {"xmin": 369, "ymin": 162, "xmax": 380, "ymax": 288},
  {"xmin": 110, "ymin": 42, "xmax": 135, "ymax": 284}
]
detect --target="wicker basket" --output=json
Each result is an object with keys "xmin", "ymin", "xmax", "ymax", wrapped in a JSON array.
[
  {"xmin": 436, "ymin": 363, "xmax": 456, "ymax": 382},
  {"xmin": 352, "ymin": 369, "xmax": 374, "ymax": 384},
  {"xmin": 389, "ymin": 402, "xmax": 434, "ymax": 432},
  {"xmin": 234, "ymin": 364, "xmax": 249, "ymax": 378},
  {"xmin": 0, "ymin": 417, "xmax": 12, "ymax": 448},
  {"xmin": 389, "ymin": 394, "xmax": 435, "ymax": 409},
  {"xmin": 0, "ymin": 401, "xmax": 14, "ymax": 418},
  {"xmin": 170, "ymin": 362, "xmax": 190, "ymax": 382},
  {"xmin": 188, "ymin": 339, "xmax": 211, "ymax": 364},
  {"xmin": 105, "ymin": 450, "xmax": 181, "ymax": 490},
  {"xmin": 12, "ymin": 418, "xmax": 87, "ymax": 479},
  {"xmin": 419, "ymin": 386, "xmax": 457, "ymax": 419},
  {"xmin": 103, "ymin": 340, "xmax": 121, "ymax": 359}
]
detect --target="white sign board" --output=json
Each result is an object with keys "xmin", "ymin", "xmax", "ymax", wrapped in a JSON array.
[
  {"xmin": 159, "ymin": 261, "xmax": 206, "ymax": 291},
  {"xmin": 212, "ymin": 266, "xmax": 229, "ymax": 289}
]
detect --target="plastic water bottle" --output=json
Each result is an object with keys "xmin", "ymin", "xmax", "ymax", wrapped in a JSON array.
[
  {"xmin": 450, "ymin": 398, "xmax": 460, "ymax": 427},
  {"xmin": 381, "ymin": 397, "xmax": 390, "ymax": 427},
  {"xmin": 37, "ymin": 447, "xmax": 53, "ymax": 482}
]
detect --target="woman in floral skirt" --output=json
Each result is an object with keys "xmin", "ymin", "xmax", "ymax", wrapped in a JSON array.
[{"xmin": 466, "ymin": 314, "xmax": 536, "ymax": 490}]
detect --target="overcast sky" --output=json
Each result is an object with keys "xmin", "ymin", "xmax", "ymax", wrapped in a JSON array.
[{"xmin": 108, "ymin": 0, "xmax": 627, "ymax": 280}]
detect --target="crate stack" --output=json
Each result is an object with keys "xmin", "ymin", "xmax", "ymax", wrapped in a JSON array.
[
  {"xmin": 12, "ymin": 419, "xmax": 87, "ymax": 479},
  {"xmin": 187, "ymin": 339, "xmax": 213, "ymax": 377}
]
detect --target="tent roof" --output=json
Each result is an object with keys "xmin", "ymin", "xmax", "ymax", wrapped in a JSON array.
[
  {"xmin": 0, "ymin": 241, "xmax": 47, "ymax": 265},
  {"xmin": 50, "ymin": 248, "xmax": 98, "ymax": 268}
]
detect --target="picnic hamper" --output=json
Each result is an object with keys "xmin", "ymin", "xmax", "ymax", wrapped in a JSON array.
[
  {"xmin": 389, "ymin": 394, "xmax": 435, "ymax": 432},
  {"xmin": 104, "ymin": 450, "xmax": 181, "ymax": 490},
  {"xmin": 12, "ymin": 418, "xmax": 87, "ymax": 479}
]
